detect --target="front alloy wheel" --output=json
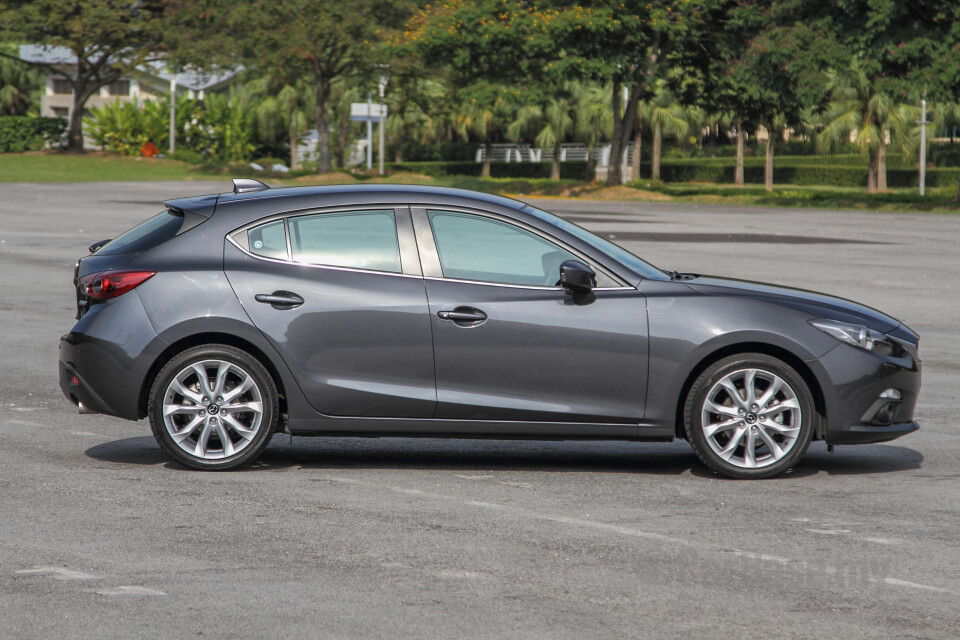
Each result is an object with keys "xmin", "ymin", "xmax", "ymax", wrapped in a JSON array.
[
  {"xmin": 149, "ymin": 345, "xmax": 278, "ymax": 470},
  {"xmin": 684, "ymin": 354, "xmax": 815, "ymax": 479}
]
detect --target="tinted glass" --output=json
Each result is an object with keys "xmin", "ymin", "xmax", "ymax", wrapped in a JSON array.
[
  {"xmin": 289, "ymin": 210, "xmax": 401, "ymax": 273},
  {"xmin": 523, "ymin": 205, "xmax": 669, "ymax": 281},
  {"xmin": 96, "ymin": 210, "xmax": 184, "ymax": 256},
  {"xmin": 428, "ymin": 211, "xmax": 578, "ymax": 286},
  {"xmin": 247, "ymin": 220, "xmax": 288, "ymax": 260}
]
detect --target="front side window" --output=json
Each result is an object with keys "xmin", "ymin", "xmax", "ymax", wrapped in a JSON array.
[
  {"xmin": 428, "ymin": 210, "xmax": 579, "ymax": 286},
  {"xmin": 289, "ymin": 210, "xmax": 401, "ymax": 273}
]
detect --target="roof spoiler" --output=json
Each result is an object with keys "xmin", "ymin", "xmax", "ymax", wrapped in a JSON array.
[{"xmin": 233, "ymin": 178, "xmax": 270, "ymax": 194}]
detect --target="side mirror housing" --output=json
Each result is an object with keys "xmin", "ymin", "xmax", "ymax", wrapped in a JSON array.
[{"xmin": 559, "ymin": 259, "xmax": 596, "ymax": 293}]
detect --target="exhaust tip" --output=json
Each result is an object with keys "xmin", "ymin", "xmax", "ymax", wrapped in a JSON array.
[{"xmin": 77, "ymin": 402, "xmax": 98, "ymax": 415}]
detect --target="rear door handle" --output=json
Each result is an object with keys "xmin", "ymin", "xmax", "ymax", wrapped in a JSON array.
[
  {"xmin": 255, "ymin": 291, "xmax": 304, "ymax": 309},
  {"xmin": 437, "ymin": 307, "xmax": 487, "ymax": 323}
]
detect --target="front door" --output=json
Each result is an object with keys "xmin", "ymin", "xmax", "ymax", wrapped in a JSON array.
[{"xmin": 415, "ymin": 208, "xmax": 648, "ymax": 423}]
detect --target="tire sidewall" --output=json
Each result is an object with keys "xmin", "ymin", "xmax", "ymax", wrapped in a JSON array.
[
  {"xmin": 148, "ymin": 344, "xmax": 278, "ymax": 470},
  {"xmin": 684, "ymin": 353, "xmax": 816, "ymax": 479}
]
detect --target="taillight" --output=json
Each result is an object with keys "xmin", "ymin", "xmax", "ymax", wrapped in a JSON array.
[{"xmin": 79, "ymin": 271, "xmax": 156, "ymax": 300}]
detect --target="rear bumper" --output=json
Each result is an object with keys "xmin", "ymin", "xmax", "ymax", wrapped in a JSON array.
[{"xmin": 58, "ymin": 292, "xmax": 167, "ymax": 420}]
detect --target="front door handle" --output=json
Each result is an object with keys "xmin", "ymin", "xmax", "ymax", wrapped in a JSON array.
[
  {"xmin": 437, "ymin": 307, "xmax": 487, "ymax": 324},
  {"xmin": 255, "ymin": 290, "xmax": 304, "ymax": 309}
]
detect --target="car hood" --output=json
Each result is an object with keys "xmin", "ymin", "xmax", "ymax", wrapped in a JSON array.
[{"xmin": 686, "ymin": 276, "xmax": 902, "ymax": 333}]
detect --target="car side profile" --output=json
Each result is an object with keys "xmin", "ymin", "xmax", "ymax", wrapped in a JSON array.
[{"xmin": 59, "ymin": 180, "xmax": 921, "ymax": 478}]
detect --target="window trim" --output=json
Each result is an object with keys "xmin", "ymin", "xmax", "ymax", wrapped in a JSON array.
[
  {"xmin": 410, "ymin": 206, "xmax": 630, "ymax": 290},
  {"xmin": 227, "ymin": 206, "xmax": 421, "ymax": 277}
]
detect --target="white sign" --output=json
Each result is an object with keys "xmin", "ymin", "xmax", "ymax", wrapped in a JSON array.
[{"xmin": 350, "ymin": 103, "xmax": 387, "ymax": 122}]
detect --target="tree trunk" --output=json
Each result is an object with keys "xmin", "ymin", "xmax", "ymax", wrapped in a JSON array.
[
  {"xmin": 586, "ymin": 141, "xmax": 595, "ymax": 181},
  {"xmin": 551, "ymin": 140, "xmax": 561, "ymax": 181},
  {"xmin": 289, "ymin": 127, "xmax": 299, "ymax": 171},
  {"xmin": 482, "ymin": 139, "xmax": 491, "ymax": 178},
  {"xmin": 631, "ymin": 125, "xmax": 642, "ymax": 181},
  {"xmin": 764, "ymin": 127, "xmax": 774, "ymax": 192},
  {"xmin": 394, "ymin": 127, "xmax": 404, "ymax": 163},
  {"xmin": 867, "ymin": 147, "xmax": 878, "ymax": 193},
  {"xmin": 734, "ymin": 121, "xmax": 745, "ymax": 186},
  {"xmin": 877, "ymin": 141, "xmax": 887, "ymax": 192},
  {"xmin": 335, "ymin": 104, "xmax": 347, "ymax": 169},
  {"xmin": 605, "ymin": 80, "xmax": 640, "ymax": 187},
  {"xmin": 652, "ymin": 122, "xmax": 662, "ymax": 181},
  {"xmin": 314, "ymin": 76, "xmax": 332, "ymax": 173},
  {"xmin": 67, "ymin": 82, "xmax": 96, "ymax": 150}
]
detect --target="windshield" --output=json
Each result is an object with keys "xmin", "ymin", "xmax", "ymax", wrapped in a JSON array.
[
  {"xmin": 522, "ymin": 205, "xmax": 669, "ymax": 281},
  {"xmin": 96, "ymin": 210, "xmax": 184, "ymax": 256}
]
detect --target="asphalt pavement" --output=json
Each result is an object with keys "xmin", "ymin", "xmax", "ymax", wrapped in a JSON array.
[{"xmin": 0, "ymin": 181, "xmax": 958, "ymax": 639}]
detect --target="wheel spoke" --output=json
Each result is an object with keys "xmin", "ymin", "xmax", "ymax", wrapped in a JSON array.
[
  {"xmin": 756, "ymin": 427, "xmax": 786, "ymax": 460},
  {"xmin": 193, "ymin": 421, "xmax": 214, "ymax": 457},
  {"xmin": 760, "ymin": 398, "xmax": 800, "ymax": 417},
  {"xmin": 191, "ymin": 363, "xmax": 212, "ymax": 395},
  {"xmin": 718, "ymin": 426, "xmax": 747, "ymax": 461},
  {"xmin": 718, "ymin": 378, "xmax": 746, "ymax": 409},
  {"xmin": 743, "ymin": 369, "xmax": 758, "ymax": 406},
  {"xmin": 171, "ymin": 415, "xmax": 205, "ymax": 443},
  {"xmin": 173, "ymin": 379, "xmax": 203, "ymax": 404},
  {"xmin": 212, "ymin": 361, "xmax": 231, "ymax": 398},
  {"xmin": 760, "ymin": 419, "xmax": 800, "ymax": 439},
  {"xmin": 222, "ymin": 375, "xmax": 254, "ymax": 403},
  {"xmin": 742, "ymin": 429, "xmax": 758, "ymax": 468},
  {"xmin": 757, "ymin": 376, "xmax": 784, "ymax": 408},
  {"xmin": 703, "ymin": 417, "xmax": 741, "ymax": 438},
  {"xmin": 163, "ymin": 403, "xmax": 202, "ymax": 417},
  {"xmin": 704, "ymin": 399, "xmax": 738, "ymax": 417},
  {"xmin": 221, "ymin": 413, "xmax": 256, "ymax": 440},
  {"xmin": 213, "ymin": 422, "xmax": 235, "ymax": 457}
]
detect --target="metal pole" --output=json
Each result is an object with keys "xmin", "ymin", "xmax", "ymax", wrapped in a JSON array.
[
  {"xmin": 919, "ymin": 97, "xmax": 927, "ymax": 196},
  {"xmin": 366, "ymin": 95, "xmax": 373, "ymax": 170},
  {"xmin": 169, "ymin": 75, "xmax": 177, "ymax": 154},
  {"xmin": 378, "ymin": 92, "xmax": 385, "ymax": 176}
]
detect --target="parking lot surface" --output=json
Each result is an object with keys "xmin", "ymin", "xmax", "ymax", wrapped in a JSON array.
[{"xmin": 0, "ymin": 181, "xmax": 958, "ymax": 639}]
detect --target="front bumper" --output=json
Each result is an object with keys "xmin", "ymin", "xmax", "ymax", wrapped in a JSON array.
[{"xmin": 810, "ymin": 340, "xmax": 921, "ymax": 445}]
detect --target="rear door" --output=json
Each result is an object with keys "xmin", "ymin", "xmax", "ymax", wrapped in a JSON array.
[{"xmin": 224, "ymin": 206, "xmax": 436, "ymax": 418}]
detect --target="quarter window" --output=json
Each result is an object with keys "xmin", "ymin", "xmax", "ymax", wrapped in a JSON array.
[
  {"xmin": 289, "ymin": 210, "xmax": 401, "ymax": 273},
  {"xmin": 247, "ymin": 220, "xmax": 288, "ymax": 260},
  {"xmin": 427, "ymin": 210, "xmax": 578, "ymax": 286}
]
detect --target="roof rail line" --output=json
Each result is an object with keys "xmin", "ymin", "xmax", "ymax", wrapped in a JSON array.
[{"xmin": 233, "ymin": 178, "xmax": 270, "ymax": 195}]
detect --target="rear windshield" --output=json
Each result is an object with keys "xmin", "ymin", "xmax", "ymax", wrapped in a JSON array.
[{"xmin": 95, "ymin": 210, "xmax": 184, "ymax": 255}]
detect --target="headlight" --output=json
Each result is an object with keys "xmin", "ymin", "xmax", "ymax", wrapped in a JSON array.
[{"xmin": 809, "ymin": 320, "xmax": 899, "ymax": 357}]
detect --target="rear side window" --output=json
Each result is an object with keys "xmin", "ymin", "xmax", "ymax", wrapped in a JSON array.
[
  {"xmin": 96, "ymin": 210, "xmax": 184, "ymax": 256},
  {"xmin": 247, "ymin": 220, "xmax": 288, "ymax": 260},
  {"xmin": 289, "ymin": 210, "xmax": 401, "ymax": 273}
]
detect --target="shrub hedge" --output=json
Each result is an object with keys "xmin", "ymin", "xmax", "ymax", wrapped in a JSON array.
[
  {"xmin": 388, "ymin": 160, "xmax": 589, "ymax": 180},
  {"xmin": 0, "ymin": 116, "xmax": 66, "ymax": 153}
]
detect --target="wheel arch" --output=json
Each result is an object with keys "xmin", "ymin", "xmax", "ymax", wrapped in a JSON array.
[
  {"xmin": 138, "ymin": 332, "xmax": 289, "ymax": 422},
  {"xmin": 672, "ymin": 342, "xmax": 827, "ymax": 440}
]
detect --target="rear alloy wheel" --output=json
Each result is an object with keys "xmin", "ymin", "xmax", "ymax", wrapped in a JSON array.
[
  {"xmin": 149, "ymin": 345, "xmax": 278, "ymax": 470},
  {"xmin": 684, "ymin": 353, "xmax": 815, "ymax": 479}
]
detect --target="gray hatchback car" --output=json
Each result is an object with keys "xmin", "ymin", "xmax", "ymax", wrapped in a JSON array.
[{"xmin": 59, "ymin": 180, "xmax": 920, "ymax": 478}]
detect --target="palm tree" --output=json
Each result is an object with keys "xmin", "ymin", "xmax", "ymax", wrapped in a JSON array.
[
  {"xmin": 386, "ymin": 76, "xmax": 453, "ymax": 163},
  {"xmin": 818, "ymin": 61, "xmax": 914, "ymax": 193},
  {"xmin": 0, "ymin": 52, "xmax": 42, "ymax": 116},
  {"xmin": 508, "ymin": 83, "xmax": 579, "ymax": 181},
  {"xmin": 644, "ymin": 84, "xmax": 689, "ymax": 181},
  {"xmin": 575, "ymin": 83, "xmax": 612, "ymax": 181},
  {"xmin": 256, "ymin": 80, "xmax": 314, "ymax": 170},
  {"xmin": 456, "ymin": 85, "xmax": 510, "ymax": 178},
  {"xmin": 932, "ymin": 101, "xmax": 960, "ymax": 143}
]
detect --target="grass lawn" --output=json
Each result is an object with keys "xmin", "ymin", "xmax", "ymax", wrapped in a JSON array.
[
  {"xmin": 0, "ymin": 151, "xmax": 198, "ymax": 182},
  {"xmin": 3, "ymin": 151, "xmax": 959, "ymax": 212}
]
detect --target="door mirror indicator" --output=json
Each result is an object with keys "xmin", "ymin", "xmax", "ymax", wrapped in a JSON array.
[{"xmin": 559, "ymin": 260, "xmax": 596, "ymax": 293}]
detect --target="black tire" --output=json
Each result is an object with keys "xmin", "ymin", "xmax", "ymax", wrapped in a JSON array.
[
  {"xmin": 683, "ymin": 353, "xmax": 815, "ymax": 479},
  {"xmin": 148, "ymin": 344, "xmax": 279, "ymax": 470}
]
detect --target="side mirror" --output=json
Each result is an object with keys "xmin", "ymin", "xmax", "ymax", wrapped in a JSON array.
[{"xmin": 559, "ymin": 259, "xmax": 596, "ymax": 293}]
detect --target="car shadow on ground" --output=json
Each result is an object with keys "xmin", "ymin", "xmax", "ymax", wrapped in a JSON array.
[{"xmin": 85, "ymin": 436, "xmax": 924, "ymax": 478}]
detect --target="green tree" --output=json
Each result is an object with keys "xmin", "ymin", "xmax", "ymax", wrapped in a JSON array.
[
  {"xmin": 455, "ymin": 84, "xmax": 512, "ymax": 178},
  {"xmin": 508, "ymin": 83, "xmax": 582, "ymax": 181},
  {"xmin": 643, "ymin": 84, "xmax": 689, "ymax": 181},
  {"xmin": 254, "ymin": 79, "xmax": 314, "ymax": 170},
  {"xmin": 0, "ymin": 44, "xmax": 42, "ymax": 116},
  {"xmin": 0, "ymin": 0, "xmax": 166, "ymax": 149},
  {"xmin": 575, "ymin": 83, "xmax": 612, "ymax": 180},
  {"xmin": 818, "ymin": 62, "xmax": 914, "ymax": 193}
]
